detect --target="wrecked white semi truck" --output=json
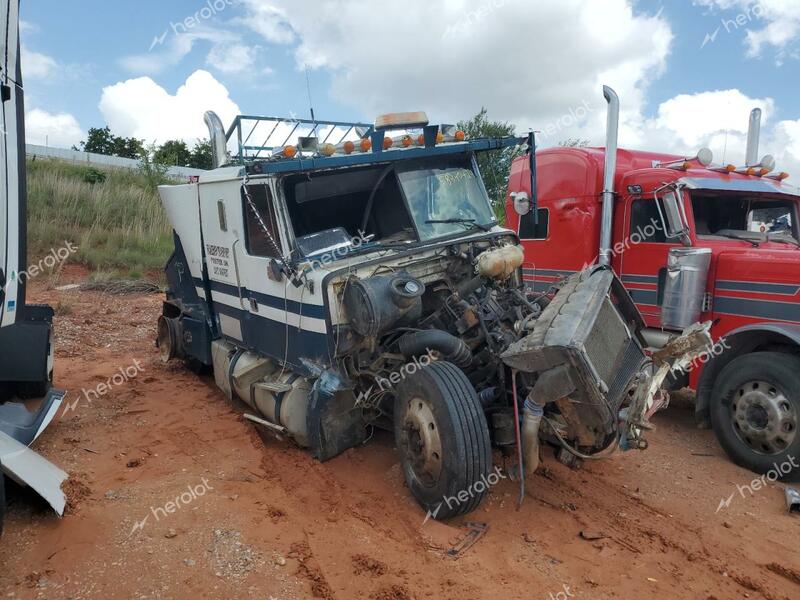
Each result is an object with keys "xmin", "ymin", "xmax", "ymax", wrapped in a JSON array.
[{"xmin": 156, "ymin": 110, "xmax": 710, "ymax": 519}]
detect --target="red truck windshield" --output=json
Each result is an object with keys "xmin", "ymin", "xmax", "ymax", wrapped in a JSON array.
[{"xmin": 690, "ymin": 191, "xmax": 799, "ymax": 243}]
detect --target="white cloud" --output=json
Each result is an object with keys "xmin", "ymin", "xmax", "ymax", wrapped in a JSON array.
[
  {"xmin": 631, "ymin": 89, "xmax": 800, "ymax": 176},
  {"xmin": 121, "ymin": 29, "xmax": 226, "ymax": 75},
  {"xmin": 98, "ymin": 70, "xmax": 240, "ymax": 144},
  {"xmin": 21, "ymin": 46, "xmax": 57, "ymax": 79},
  {"xmin": 233, "ymin": 4, "xmax": 295, "ymax": 44},
  {"xmin": 239, "ymin": 0, "xmax": 671, "ymax": 143},
  {"xmin": 651, "ymin": 89, "xmax": 774, "ymax": 148},
  {"xmin": 25, "ymin": 109, "xmax": 83, "ymax": 148},
  {"xmin": 206, "ymin": 43, "xmax": 260, "ymax": 74},
  {"xmin": 695, "ymin": 0, "xmax": 800, "ymax": 60}
]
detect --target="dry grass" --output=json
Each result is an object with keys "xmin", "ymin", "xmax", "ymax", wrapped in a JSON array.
[{"xmin": 26, "ymin": 157, "xmax": 175, "ymax": 276}]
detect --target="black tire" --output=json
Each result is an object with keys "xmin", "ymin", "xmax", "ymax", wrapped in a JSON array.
[
  {"xmin": 711, "ymin": 352, "xmax": 800, "ymax": 477},
  {"xmin": 394, "ymin": 361, "xmax": 492, "ymax": 520}
]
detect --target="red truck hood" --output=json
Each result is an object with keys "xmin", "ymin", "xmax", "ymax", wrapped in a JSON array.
[{"xmin": 713, "ymin": 249, "xmax": 800, "ymax": 324}]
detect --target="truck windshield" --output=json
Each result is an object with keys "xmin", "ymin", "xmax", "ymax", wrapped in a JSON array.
[
  {"xmin": 690, "ymin": 191, "xmax": 799, "ymax": 244},
  {"xmin": 397, "ymin": 157, "xmax": 495, "ymax": 241}
]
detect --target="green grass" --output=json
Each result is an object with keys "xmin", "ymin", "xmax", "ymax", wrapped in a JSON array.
[{"xmin": 26, "ymin": 158, "xmax": 175, "ymax": 276}]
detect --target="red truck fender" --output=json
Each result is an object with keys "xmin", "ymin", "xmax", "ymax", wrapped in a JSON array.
[{"xmin": 695, "ymin": 323, "xmax": 800, "ymax": 427}]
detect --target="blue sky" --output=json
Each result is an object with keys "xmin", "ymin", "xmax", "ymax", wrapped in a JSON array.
[{"xmin": 18, "ymin": 0, "xmax": 800, "ymax": 171}]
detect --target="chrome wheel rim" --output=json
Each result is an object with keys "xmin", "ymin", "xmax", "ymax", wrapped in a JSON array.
[{"xmin": 732, "ymin": 380, "xmax": 797, "ymax": 455}]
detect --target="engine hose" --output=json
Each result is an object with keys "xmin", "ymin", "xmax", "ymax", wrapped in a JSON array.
[
  {"xmin": 543, "ymin": 416, "xmax": 620, "ymax": 460},
  {"xmin": 398, "ymin": 330, "xmax": 473, "ymax": 369},
  {"xmin": 522, "ymin": 398, "xmax": 544, "ymax": 476}
]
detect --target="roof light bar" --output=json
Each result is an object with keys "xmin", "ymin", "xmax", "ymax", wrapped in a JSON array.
[{"xmin": 375, "ymin": 111, "xmax": 429, "ymax": 131}]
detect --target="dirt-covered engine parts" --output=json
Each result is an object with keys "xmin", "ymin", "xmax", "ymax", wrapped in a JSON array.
[
  {"xmin": 343, "ymin": 273, "xmax": 426, "ymax": 338},
  {"xmin": 475, "ymin": 244, "xmax": 524, "ymax": 280},
  {"xmin": 502, "ymin": 268, "xmax": 649, "ymax": 451}
]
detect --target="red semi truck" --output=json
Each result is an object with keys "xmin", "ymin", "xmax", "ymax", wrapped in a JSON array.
[{"xmin": 507, "ymin": 86, "xmax": 800, "ymax": 475}]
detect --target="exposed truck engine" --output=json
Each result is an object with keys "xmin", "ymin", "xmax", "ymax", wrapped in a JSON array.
[{"xmin": 157, "ymin": 110, "xmax": 711, "ymax": 519}]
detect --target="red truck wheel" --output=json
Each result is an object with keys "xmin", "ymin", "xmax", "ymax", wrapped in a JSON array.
[{"xmin": 710, "ymin": 352, "xmax": 800, "ymax": 477}]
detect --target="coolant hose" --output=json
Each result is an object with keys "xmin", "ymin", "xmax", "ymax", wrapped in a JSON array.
[
  {"xmin": 398, "ymin": 330, "xmax": 472, "ymax": 369},
  {"xmin": 523, "ymin": 397, "xmax": 544, "ymax": 476}
]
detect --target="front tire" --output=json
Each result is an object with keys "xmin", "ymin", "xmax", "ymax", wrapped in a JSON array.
[
  {"xmin": 710, "ymin": 352, "xmax": 800, "ymax": 477},
  {"xmin": 394, "ymin": 361, "xmax": 492, "ymax": 520}
]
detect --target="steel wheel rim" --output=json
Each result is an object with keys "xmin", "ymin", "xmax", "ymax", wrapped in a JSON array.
[
  {"xmin": 402, "ymin": 395, "xmax": 443, "ymax": 487},
  {"xmin": 731, "ymin": 380, "xmax": 797, "ymax": 455}
]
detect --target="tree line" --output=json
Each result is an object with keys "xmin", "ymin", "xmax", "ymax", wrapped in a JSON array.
[{"xmin": 74, "ymin": 127, "xmax": 213, "ymax": 170}]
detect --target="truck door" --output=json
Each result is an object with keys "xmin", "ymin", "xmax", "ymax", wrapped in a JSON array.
[
  {"xmin": 199, "ymin": 180, "xmax": 247, "ymax": 341},
  {"xmin": 236, "ymin": 180, "xmax": 329, "ymax": 365},
  {"xmin": 0, "ymin": 0, "xmax": 21, "ymax": 329},
  {"xmin": 616, "ymin": 191, "xmax": 683, "ymax": 327}
]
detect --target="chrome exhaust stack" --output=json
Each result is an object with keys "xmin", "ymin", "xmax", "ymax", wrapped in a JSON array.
[
  {"xmin": 745, "ymin": 108, "xmax": 762, "ymax": 167},
  {"xmin": 204, "ymin": 111, "xmax": 230, "ymax": 169},
  {"xmin": 599, "ymin": 86, "xmax": 619, "ymax": 267}
]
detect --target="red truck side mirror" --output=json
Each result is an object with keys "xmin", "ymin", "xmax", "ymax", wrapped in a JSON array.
[{"xmin": 656, "ymin": 186, "xmax": 691, "ymax": 246}]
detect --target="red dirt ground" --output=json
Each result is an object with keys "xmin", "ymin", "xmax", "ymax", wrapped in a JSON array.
[{"xmin": 1, "ymin": 268, "xmax": 799, "ymax": 599}]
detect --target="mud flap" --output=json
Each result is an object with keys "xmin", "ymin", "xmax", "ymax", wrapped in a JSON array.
[
  {"xmin": 307, "ymin": 369, "xmax": 367, "ymax": 462},
  {"xmin": 0, "ymin": 390, "xmax": 67, "ymax": 518}
]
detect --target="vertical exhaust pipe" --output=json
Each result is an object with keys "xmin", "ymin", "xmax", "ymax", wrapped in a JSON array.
[
  {"xmin": 599, "ymin": 86, "xmax": 619, "ymax": 267},
  {"xmin": 204, "ymin": 111, "xmax": 229, "ymax": 169},
  {"xmin": 745, "ymin": 108, "xmax": 761, "ymax": 167}
]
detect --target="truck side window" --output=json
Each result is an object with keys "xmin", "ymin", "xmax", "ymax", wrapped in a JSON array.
[
  {"xmin": 630, "ymin": 199, "xmax": 667, "ymax": 243},
  {"xmin": 519, "ymin": 208, "xmax": 549, "ymax": 240},
  {"xmin": 243, "ymin": 185, "xmax": 283, "ymax": 258}
]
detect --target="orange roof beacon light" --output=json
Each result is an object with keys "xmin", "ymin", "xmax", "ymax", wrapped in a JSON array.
[
  {"xmin": 341, "ymin": 140, "xmax": 356, "ymax": 155},
  {"xmin": 441, "ymin": 125, "xmax": 467, "ymax": 143},
  {"xmin": 736, "ymin": 155, "xmax": 775, "ymax": 176},
  {"xmin": 382, "ymin": 136, "xmax": 393, "ymax": 150},
  {"xmin": 359, "ymin": 138, "xmax": 372, "ymax": 152},
  {"xmin": 657, "ymin": 148, "xmax": 712, "ymax": 171},
  {"xmin": 766, "ymin": 171, "xmax": 790, "ymax": 182},
  {"xmin": 281, "ymin": 145, "xmax": 298, "ymax": 159}
]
